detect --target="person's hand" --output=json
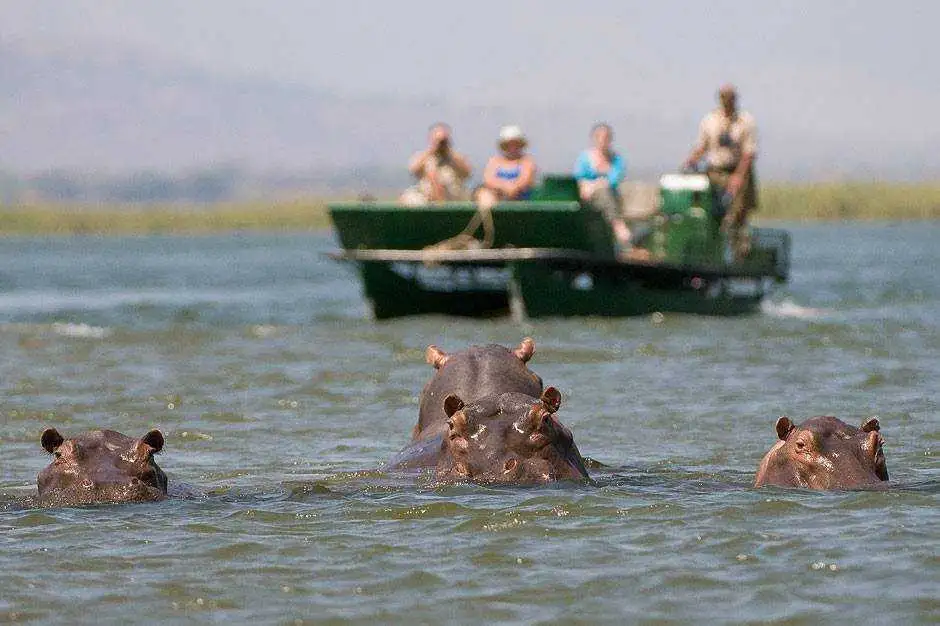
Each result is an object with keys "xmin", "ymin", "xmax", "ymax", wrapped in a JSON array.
[
  {"xmin": 497, "ymin": 180, "xmax": 516, "ymax": 196},
  {"xmin": 430, "ymin": 127, "xmax": 450, "ymax": 153},
  {"xmin": 425, "ymin": 168, "xmax": 446, "ymax": 201}
]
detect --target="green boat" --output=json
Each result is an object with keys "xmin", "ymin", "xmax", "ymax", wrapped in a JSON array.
[{"xmin": 328, "ymin": 174, "xmax": 790, "ymax": 319}]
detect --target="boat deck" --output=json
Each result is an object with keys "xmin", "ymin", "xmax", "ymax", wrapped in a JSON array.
[{"xmin": 326, "ymin": 247, "xmax": 783, "ymax": 281}]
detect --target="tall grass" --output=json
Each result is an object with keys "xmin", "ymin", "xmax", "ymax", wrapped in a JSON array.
[
  {"xmin": 1, "ymin": 183, "xmax": 938, "ymax": 235},
  {"xmin": 0, "ymin": 200, "xmax": 331, "ymax": 236},
  {"xmin": 758, "ymin": 182, "xmax": 940, "ymax": 221}
]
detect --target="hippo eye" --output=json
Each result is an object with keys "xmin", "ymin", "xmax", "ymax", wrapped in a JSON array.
[
  {"xmin": 795, "ymin": 441, "xmax": 805, "ymax": 450},
  {"xmin": 53, "ymin": 451, "xmax": 62, "ymax": 459}
]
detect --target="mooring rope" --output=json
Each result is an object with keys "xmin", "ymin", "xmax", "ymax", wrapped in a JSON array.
[{"xmin": 422, "ymin": 197, "xmax": 495, "ymax": 254}]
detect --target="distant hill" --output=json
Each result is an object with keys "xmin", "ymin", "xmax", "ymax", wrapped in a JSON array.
[{"xmin": 1, "ymin": 40, "xmax": 937, "ymax": 201}]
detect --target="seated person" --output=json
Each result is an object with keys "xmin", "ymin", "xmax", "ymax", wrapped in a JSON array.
[
  {"xmin": 574, "ymin": 123, "xmax": 632, "ymax": 252},
  {"xmin": 474, "ymin": 125, "xmax": 537, "ymax": 208},
  {"xmin": 400, "ymin": 123, "xmax": 472, "ymax": 205}
]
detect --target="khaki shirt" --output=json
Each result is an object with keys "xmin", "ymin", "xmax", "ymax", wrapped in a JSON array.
[
  {"xmin": 417, "ymin": 153, "xmax": 469, "ymax": 200},
  {"xmin": 695, "ymin": 108, "xmax": 758, "ymax": 171}
]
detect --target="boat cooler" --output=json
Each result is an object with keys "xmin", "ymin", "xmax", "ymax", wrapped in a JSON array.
[{"xmin": 649, "ymin": 174, "xmax": 724, "ymax": 264}]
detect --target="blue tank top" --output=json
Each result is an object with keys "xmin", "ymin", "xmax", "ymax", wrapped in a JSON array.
[{"xmin": 495, "ymin": 162, "xmax": 532, "ymax": 200}]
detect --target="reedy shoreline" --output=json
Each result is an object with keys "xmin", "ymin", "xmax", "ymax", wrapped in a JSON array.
[{"xmin": 1, "ymin": 183, "xmax": 937, "ymax": 235}]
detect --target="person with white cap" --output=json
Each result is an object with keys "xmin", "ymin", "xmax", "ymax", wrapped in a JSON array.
[{"xmin": 475, "ymin": 125, "xmax": 538, "ymax": 208}]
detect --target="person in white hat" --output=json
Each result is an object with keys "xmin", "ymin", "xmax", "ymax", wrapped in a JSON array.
[{"xmin": 475, "ymin": 125, "xmax": 538, "ymax": 208}]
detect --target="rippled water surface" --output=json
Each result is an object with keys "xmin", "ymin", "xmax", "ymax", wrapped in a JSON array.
[{"xmin": 1, "ymin": 225, "xmax": 937, "ymax": 625}]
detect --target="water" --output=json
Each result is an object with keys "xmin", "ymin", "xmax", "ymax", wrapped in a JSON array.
[{"xmin": 0, "ymin": 224, "xmax": 937, "ymax": 625}]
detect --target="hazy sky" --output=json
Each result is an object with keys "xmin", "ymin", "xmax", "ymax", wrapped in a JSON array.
[
  {"xmin": 8, "ymin": 2, "xmax": 934, "ymax": 98},
  {"xmin": 4, "ymin": 1, "xmax": 938, "ymax": 177}
]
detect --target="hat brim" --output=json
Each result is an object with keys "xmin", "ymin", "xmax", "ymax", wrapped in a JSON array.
[{"xmin": 499, "ymin": 137, "xmax": 527, "ymax": 149}]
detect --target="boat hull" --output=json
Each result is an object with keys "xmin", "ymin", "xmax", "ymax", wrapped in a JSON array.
[
  {"xmin": 512, "ymin": 258, "xmax": 766, "ymax": 318},
  {"xmin": 359, "ymin": 260, "xmax": 511, "ymax": 318},
  {"xmin": 333, "ymin": 249, "xmax": 776, "ymax": 320}
]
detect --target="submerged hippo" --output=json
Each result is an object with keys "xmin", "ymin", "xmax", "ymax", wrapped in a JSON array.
[
  {"xmin": 754, "ymin": 416, "xmax": 889, "ymax": 489},
  {"xmin": 435, "ymin": 388, "xmax": 591, "ymax": 484},
  {"xmin": 38, "ymin": 428, "xmax": 169, "ymax": 506},
  {"xmin": 391, "ymin": 338, "xmax": 544, "ymax": 469},
  {"xmin": 415, "ymin": 337, "xmax": 542, "ymax": 442}
]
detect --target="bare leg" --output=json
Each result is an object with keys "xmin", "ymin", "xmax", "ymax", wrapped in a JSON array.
[
  {"xmin": 590, "ymin": 186, "xmax": 632, "ymax": 248},
  {"xmin": 476, "ymin": 187, "xmax": 499, "ymax": 211}
]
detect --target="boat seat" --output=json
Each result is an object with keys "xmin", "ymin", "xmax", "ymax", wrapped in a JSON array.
[{"xmin": 531, "ymin": 175, "xmax": 580, "ymax": 202}]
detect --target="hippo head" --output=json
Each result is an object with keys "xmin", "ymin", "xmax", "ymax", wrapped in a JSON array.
[
  {"xmin": 754, "ymin": 416, "xmax": 888, "ymax": 489},
  {"xmin": 415, "ymin": 337, "xmax": 543, "ymax": 441},
  {"xmin": 425, "ymin": 336, "xmax": 536, "ymax": 371},
  {"xmin": 435, "ymin": 388, "xmax": 591, "ymax": 484},
  {"xmin": 38, "ymin": 428, "xmax": 169, "ymax": 506}
]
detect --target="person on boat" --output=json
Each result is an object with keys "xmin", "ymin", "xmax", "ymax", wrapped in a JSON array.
[
  {"xmin": 474, "ymin": 125, "xmax": 538, "ymax": 209},
  {"xmin": 574, "ymin": 123, "xmax": 633, "ymax": 255},
  {"xmin": 400, "ymin": 123, "xmax": 473, "ymax": 205},
  {"xmin": 682, "ymin": 83, "xmax": 758, "ymax": 259}
]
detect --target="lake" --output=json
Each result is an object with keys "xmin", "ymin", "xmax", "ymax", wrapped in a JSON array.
[{"xmin": 1, "ymin": 223, "xmax": 937, "ymax": 624}]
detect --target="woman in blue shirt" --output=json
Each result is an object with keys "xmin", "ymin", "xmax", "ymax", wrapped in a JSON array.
[{"xmin": 574, "ymin": 123, "xmax": 632, "ymax": 253}]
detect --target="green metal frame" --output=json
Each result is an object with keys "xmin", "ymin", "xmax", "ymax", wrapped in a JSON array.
[{"xmin": 327, "ymin": 174, "xmax": 790, "ymax": 319}]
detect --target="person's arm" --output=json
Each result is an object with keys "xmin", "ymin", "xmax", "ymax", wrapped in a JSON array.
[
  {"xmin": 573, "ymin": 151, "xmax": 591, "ymax": 181},
  {"xmin": 482, "ymin": 156, "xmax": 503, "ymax": 191},
  {"xmin": 574, "ymin": 152, "xmax": 595, "ymax": 201},
  {"xmin": 683, "ymin": 117, "xmax": 709, "ymax": 170},
  {"xmin": 450, "ymin": 151, "xmax": 472, "ymax": 179},
  {"xmin": 727, "ymin": 118, "xmax": 757, "ymax": 197},
  {"xmin": 506, "ymin": 157, "xmax": 537, "ymax": 199},
  {"xmin": 408, "ymin": 150, "xmax": 430, "ymax": 177},
  {"xmin": 608, "ymin": 152, "xmax": 626, "ymax": 188}
]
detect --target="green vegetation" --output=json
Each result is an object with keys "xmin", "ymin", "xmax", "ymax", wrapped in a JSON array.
[
  {"xmin": 0, "ymin": 183, "xmax": 938, "ymax": 236},
  {"xmin": 0, "ymin": 200, "xmax": 332, "ymax": 235},
  {"xmin": 757, "ymin": 182, "xmax": 940, "ymax": 222}
]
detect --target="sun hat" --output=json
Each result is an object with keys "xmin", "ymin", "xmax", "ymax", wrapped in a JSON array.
[{"xmin": 498, "ymin": 125, "xmax": 527, "ymax": 148}]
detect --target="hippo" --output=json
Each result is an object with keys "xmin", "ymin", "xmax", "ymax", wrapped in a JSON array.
[
  {"xmin": 390, "ymin": 338, "xmax": 544, "ymax": 469},
  {"xmin": 415, "ymin": 337, "xmax": 542, "ymax": 442},
  {"xmin": 754, "ymin": 416, "xmax": 889, "ymax": 489},
  {"xmin": 434, "ymin": 388, "xmax": 591, "ymax": 484},
  {"xmin": 37, "ymin": 428, "xmax": 169, "ymax": 506}
]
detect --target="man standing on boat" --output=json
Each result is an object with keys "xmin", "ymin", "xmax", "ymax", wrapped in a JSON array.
[
  {"xmin": 683, "ymin": 84, "xmax": 758, "ymax": 259},
  {"xmin": 400, "ymin": 123, "xmax": 473, "ymax": 205}
]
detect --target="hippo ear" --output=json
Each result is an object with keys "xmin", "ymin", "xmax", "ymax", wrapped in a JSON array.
[
  {"xmin": 443, "ymin": 394, "xmax": 465, "ymax": 418},
  {"xmin": 512, "ymin": 337, "xmax": 535, "ymax": 363},
  {"xmin": 41, "ymin": 428, "xmax": 65, "ymax": 453},
  {"xmin": 141, "ymin": 430, "xmax": 164, "ymax": 453},
  {"xmin": 425, "ymin": 345, "xmax": 450, "ymax": 369},
  {"xmin": 540, "ymin": 387, "xmax": 562, "ymax": 413},
  {"xmin": 860, "ymin": 417, "xmax": 880, "ymax": 433},
  {"xmin": 775, "ymin": 416, "xmax": 795, "ymax": 440}
]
